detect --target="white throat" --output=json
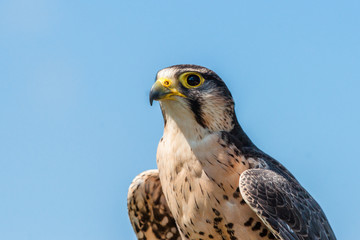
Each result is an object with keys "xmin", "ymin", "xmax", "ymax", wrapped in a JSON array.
[{"xmin": 161, "ymin": 100, "xmax": 210, "ymax": 143}]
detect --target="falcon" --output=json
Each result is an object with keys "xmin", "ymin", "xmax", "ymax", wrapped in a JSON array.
[{"xmin": 127, "ymin": 64, "xmax": 336, "ymax": 240}]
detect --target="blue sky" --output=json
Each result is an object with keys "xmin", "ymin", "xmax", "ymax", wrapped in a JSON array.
[{"xmin": 0, "ymin": 0, "xmax": 359, "ymax": 239}]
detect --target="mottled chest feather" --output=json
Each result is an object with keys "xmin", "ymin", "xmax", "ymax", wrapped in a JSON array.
[{"xmin": 156, "ymin": 121, "xmax": 274, "ymax": 240}]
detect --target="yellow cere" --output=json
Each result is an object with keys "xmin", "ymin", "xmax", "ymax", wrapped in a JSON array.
[
  {"xmin": 156, "ymin": 77, "xmax": 187, "ymax": 100},
  {"xmin": 158, "ymin": 78, "xmax": 172, "ymax": 88}
]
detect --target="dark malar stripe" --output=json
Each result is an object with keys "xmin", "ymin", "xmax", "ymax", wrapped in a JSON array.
[{"xmin": 188, "ymin": 98, "xmax": 206, "ymax": 128}]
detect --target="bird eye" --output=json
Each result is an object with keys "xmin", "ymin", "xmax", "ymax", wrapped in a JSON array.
[
  {"xmin": 186, "ymin": 74, "xmax": 201, "ymax": 86},
  {"xmin": 179, "ymin": 72, "xmax": 204, "ymax": 88}
]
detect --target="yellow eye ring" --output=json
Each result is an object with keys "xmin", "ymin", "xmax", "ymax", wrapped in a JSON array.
[{"xmin": 179, "ymin": 72, "xmax": 205, "ymax": 88}]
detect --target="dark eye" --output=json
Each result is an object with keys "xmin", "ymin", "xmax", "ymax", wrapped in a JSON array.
[{"xmin": 186, "ymin": 74, "xmax": 201, "ymax": 86}]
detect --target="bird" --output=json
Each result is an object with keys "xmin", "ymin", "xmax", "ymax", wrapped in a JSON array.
[{"xmin": 127, "ymin": 64, "xmax": 336, "ymax": 240}]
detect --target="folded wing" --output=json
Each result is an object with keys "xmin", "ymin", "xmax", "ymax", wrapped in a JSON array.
[
  {"xmin": 127, "ymin": 170, "xmax": 181, "ymax": 240},
  {"xmin": 239, "ymin": 169, "xmax": 336, "ymax": 240}
]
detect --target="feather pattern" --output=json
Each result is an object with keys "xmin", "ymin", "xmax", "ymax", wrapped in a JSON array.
[
  {"xmin": 240, "ymin": 169, "xmax": 336, "ymax": 240},
  {"xmin": 128, "ymin": 64, "xmax": 337, "ymax": 240}
]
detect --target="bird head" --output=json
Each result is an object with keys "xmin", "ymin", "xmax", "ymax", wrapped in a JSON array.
[{"xmin": 150, "ymin": 65, "xmax": 237, "ymax": 136}]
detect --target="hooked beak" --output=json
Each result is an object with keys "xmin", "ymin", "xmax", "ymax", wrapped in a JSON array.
[
  {"xmin": 149, "ymin": 78, "xmax": 186, "ymax": 106},
  {"xmin": 149, "ymin": 80, "xmax": 172, "ymax": 106}
]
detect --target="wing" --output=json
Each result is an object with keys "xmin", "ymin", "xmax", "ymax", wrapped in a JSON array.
[
  {"xmin": 127, "ymin": 169, "xmax": 181, "ymax": 240},
  {"xmin": 239, "ymin": 169, "xmax": 336, "ymax": 240}
]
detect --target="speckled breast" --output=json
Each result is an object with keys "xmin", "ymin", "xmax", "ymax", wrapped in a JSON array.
[{"xmin": 157, "ymin": 132, "xmax": 275, "ymax": 240}]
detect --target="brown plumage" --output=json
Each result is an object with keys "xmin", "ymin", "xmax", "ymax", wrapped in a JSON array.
[
  {"xmin": 128, "ymin": 65, "xmax": 336, "ymax": 240},
  {"xmin": 128, "ymin": 170, "xmax": 181, "ymax": 240}
]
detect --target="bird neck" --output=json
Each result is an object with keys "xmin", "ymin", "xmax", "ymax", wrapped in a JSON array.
[
  {"xmin": 229, "ymin": 117, "xmax": 257, "ymax": 149},
  {"xmin": 163, "ymin": 111, "xmax": 210, "ymax": 143},
  {"xmin": 160, "ymin": 101, "xmax": 256, "ymax": 149}
]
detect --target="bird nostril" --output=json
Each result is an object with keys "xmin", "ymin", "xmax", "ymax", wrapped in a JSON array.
[{"xmin": 163, "ymin": 80, "xmax": 170, "ymax": 87}]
